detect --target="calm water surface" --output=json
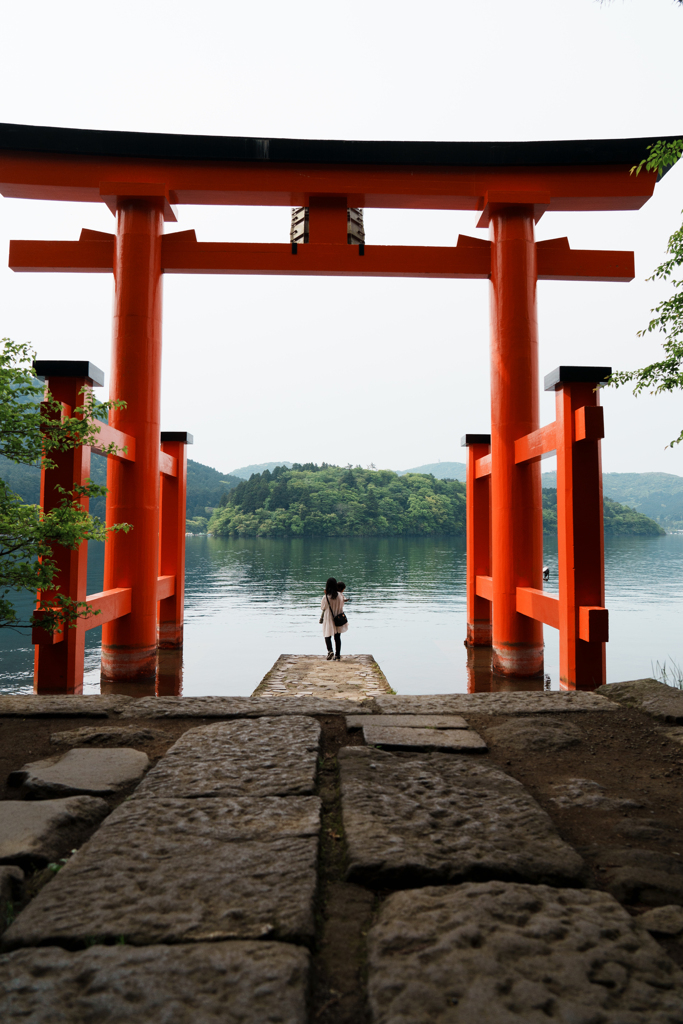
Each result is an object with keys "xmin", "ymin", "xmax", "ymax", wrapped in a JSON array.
[{"xmin": 1, "ymin": 534, "xmax": 682, "ymax": 695}]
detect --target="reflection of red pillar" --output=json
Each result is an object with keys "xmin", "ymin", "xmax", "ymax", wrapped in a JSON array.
[
  {"xmin": 158, "ymin": 432, "xmax": 191, "ymax": 649},
  {"xmin": 489, "ymin": 206, "xmax": 544, "ymax": 676},
  {"xmin": 101, "ymin": 198, "xmax": 164, "ymax": 684},
  {"xmin": 552, "ymin": 371, "xmax": 607, "ymax": 689},
  {"xmin": 33, "ymin": 366, "xmax": 101, "ymax": 694},
  {"xmin": 462, "ymin": 434, "xmax": 491, "ymax": 646}
]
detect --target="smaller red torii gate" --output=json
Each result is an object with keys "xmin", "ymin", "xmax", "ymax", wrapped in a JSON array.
[{"xmin": 0, "ymin": 124, "xmax": 671, "ymax": 693}]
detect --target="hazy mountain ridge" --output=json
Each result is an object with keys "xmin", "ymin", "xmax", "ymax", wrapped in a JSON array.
[{"xmin": 542, "ymin": 471, "xmax": 683, "ymax": 529}]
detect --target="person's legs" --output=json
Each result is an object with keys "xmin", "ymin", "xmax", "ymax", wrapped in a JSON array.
[
  {"xmin": 334, "ymin": 633, "xmax": 342, "ymax": 659},
  {"xmin": 325, "ymin": 636, "xmax": 334, "ymax": 660}
]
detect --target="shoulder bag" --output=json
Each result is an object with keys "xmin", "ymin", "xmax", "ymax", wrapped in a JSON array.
[{"xmin": 326, "ymin": 594, "xmax": 348, "ymax": 628}]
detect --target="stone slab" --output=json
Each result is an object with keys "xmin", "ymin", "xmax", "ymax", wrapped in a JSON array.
[
  {"xmin": 367, "ymin": 881, "xmax": 683, "ymax": 1024},
  {"xmin": 338, "ymin": 747, "xmax": 584, "ymax": 888},
  {"xmin": 0, "ymin": 941, "xmax": 309, "ymax": 1023},
  {"xmin": 375, "ymin": 690, "xmax": 617, "ymax": 715},
  {"xmin": 639, "ymin": 904, "xmax": 683, "ymax": 936},
  {"xmin": 597, "ymin": 677, "xmax": 683, "ymax": 723},
  {"xmin": 0, "ymin": 797, "xmax": 109, "ymax": 867},
  {"xmin": 481, "ymin": 716, "xmax": 584, "ymax": 751},
  {"xmin": 346, "ymin": 714, "xmax": 468, "ymax": 730},
  {"xmin": 588, "ymin": 846, "xmax": 683, "ymax": 907},
  {"xmin": 120, "ymin": 695, "xmax": 376, "ymax": 719},
  {"xmin": 362, "ymin": 725, "xmax": 487, "ymax": 752},
  {"xmin": 0, "ymin": 695, "xmax": 133, "ymax": 717},
  {"xmin": 2, "ymin": 795, "xmax": 320, "ymax": 950},
  {"xmin": 50, "ymin": 725, "xmax": 169, "ymax": 747},
  {"xmin": 253, "ymin": 653, "xmax": 392, "ymax": 701},
  {"xmin": 134, "ymin": 716, "xmax": 320, "ymax": 799},
  {"xmin": 549, "ymin": 778, "xmax": 642, "ymax": 810},
  {"xmin": 8, "ymin": 748, "xmax": 150, "ymax": 798}
]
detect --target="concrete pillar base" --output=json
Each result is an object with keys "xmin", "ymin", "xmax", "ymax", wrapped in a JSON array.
[{"xmin": 492, "ymin": 642, "xmax": 544, "ymax": 678}]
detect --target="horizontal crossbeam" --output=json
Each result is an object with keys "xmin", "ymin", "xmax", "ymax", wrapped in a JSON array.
[
  {"xmin": 157, "ymin": 575, "xmax": 176, "ymax": 600},
  {"xmin": 91, "ymin": 421, "xmax": 136, "ymax": 461},
  {"xmin": 516, "ymin": 587, "xmax": 560, "ymax": 629},
  {"xmin": 32, "ymin": 586, "xmax": 132, "ymax": 645},
  {"xmin": 159, "ymin": 451, "xmax": 178, "ymax": 477},
  {"xmin": 515, "ymin": 422, "xmax": 557, "ymax": 464},
  {"xmin": 9, "ymin": 232, "xmax": 635, "ymax": 283},
  {"xmin": 475, "ymin": 454, "xmax": 492, "ymax": 478},
  {"xmin": 475, "ymin": 575, "xmax": 493, "ymax": 601}
]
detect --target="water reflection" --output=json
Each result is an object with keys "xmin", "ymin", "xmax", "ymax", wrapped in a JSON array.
[{"xmin": 1, "ymin": 533, "xmax": 682, "ymax": 696}]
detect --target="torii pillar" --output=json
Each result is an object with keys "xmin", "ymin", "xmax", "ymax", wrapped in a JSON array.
[{"xmin": 100, "ymin": 187, "xmax": 170, "ymax": 684}]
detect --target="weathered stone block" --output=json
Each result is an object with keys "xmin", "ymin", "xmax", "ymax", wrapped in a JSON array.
[
  {"xmin": 0, "ymin": 941, "xmax": 309, "ymax": 1023},
  {"xmin": 548, "ymin": 778, "xmax": 641, "ymax": 810},
  {"xmin": 375, "ymin": 691, "xmax": 616, "ymax": 715},
  {"xmin": 589, "ymin": 846, "xmax": 683, "ymax": 907},
  {"xmin": 134, "ymin": 717, "xmax": 320, "ymax": 799},
  {"xmin": 50, "ymin": 725, "xmax": 169, "ymax": 747},
  {"xmin": 8, "ymin": 748, "xmax": 150, "ymax": 798},
  {"xmin": 367, "ymin": 882, "xmax": 683, "ymax": 1024},
  {"xmin": 346, "ymin": 714, "xmax": 468, "ymax": 730},
  {"xmin": 482, "ymin": 716, "xmax": 584, "ymax": 751},
  {"xmin": 0, "ymin": 797, "xmax": 109, "ymax": 867},
  {"xmin": 362, "ymin": 725, "xmax": 487, "ymax": 752},
  {"xmin": 120, "ymin": 695, "xmax": 374, "ymax": 719},
  {"xmin": 0, "ymin": 695, "xmax": 132, "ymax": 717},
  {"xmin": 639, "ymin": 904, "xmax": 683, "ymax": 936},
  {"xmin": 338, "ymin": 747, "xmax": 583, "ymax": 888},
  {"xmin": 2, "ymin": 796, "xmax": 320, "ymax": 950},
  {"xmin": 597, "ymin": 678, "xmax": 683, "ymax": 723}
]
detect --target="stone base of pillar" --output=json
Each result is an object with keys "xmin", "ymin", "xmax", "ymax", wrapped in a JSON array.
[
  {"xmin": 492, "ymin": 642, "xmax": 544, "ymax": 678},
  {"xmin": 101, "ymin": 644, "xmax": 158, "ymax": 683},
  {"xmin": 157, "ymin": 622, "xmax": 183, "ymax": 649},
  {"xmin": 466, "ymin": 621, "xmax": 492, "ymax": 646}
]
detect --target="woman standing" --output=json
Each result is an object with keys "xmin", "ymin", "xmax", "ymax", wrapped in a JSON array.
[{"xmin": 321, "ymin": 576, "xmax": 348, "ymax": 661}]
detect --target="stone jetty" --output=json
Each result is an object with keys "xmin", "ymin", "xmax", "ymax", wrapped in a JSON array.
[{"xmin": 1, "ymin": 667, "xmax": 683, "ymax": 1022}]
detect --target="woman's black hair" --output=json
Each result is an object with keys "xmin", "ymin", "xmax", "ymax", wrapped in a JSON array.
[{"xmin": 325, "ymin": 577, "xmax": 338, "ymax": 597}]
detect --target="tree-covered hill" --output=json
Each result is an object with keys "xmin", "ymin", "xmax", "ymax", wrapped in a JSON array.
[
  {"xmin": 542, "ymin": 488, "xmax": 664, "ymax": 536},
  {"xmin": 0, "ymin": 453, "xmax": 240, "ymax": 529},
  {"xmin": 209, "ymin": 464, "xmax": 466, "ymax": 537},
  {"xmin": 542, "ymin": 470, "xmax": 683, "ymax": 530}
]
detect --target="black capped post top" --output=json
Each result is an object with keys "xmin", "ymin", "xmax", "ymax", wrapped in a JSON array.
[
  {"xmin": 33, "ymin": 360, "xmax": 105, "ymax": 387},
  {"xmin": 544, "ymin": 366, "xmax": 612, "ymax": 392},
  {"xmin": 160, "ymin": 431, "xmax": 194, "ymax": 444},
  {"xmin": 461, "ymin": 433, "xmax": 491, "ymax": 447}
]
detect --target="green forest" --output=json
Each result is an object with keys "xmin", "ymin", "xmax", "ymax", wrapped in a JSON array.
[
  {"xmin": 209, "ymin": 464, "xmax": 466, "ymax": 537},
  {"xmin": 542, "ymin": 489, "xmax": 664, "ymax": 537},
  {"xmin": 207, "ymin": 465, "xmax": 665, "ymax": 538}
]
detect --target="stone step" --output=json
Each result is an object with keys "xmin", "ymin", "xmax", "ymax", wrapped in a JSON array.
[
  {"xmin": 361, "ymin": 724, "xmax": 487, "ymax": 752},
  {"xmin": 339, "ymin": 747, "xmax": 584, "ymax": 888}
]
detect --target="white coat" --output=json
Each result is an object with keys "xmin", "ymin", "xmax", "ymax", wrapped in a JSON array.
[{"xmin": 320, "ymin": 592, "xmax": 348, "ymax": 638}]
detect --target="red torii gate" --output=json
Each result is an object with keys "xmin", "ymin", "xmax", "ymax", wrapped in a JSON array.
[{"xmin": 0, "ymin": 124, "xmax": 668, "ymax": 693}]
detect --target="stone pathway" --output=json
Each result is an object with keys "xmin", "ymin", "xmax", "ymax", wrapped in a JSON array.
[
  {"xmin": 253, "ymin": 654, "xmax": 392, "ymax": 702},
  {"xmin": 2, "ymin": 669, "xmax": 683, "ymax": 1022}
]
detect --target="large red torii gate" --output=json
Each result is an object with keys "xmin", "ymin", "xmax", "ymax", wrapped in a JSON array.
[{"xmin": 0, "ymin": 124, "xmax": 669, "ymax": 692}]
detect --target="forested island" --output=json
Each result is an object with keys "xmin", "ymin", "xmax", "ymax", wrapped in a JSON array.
[{"xmin": 206, "ymin": 464, "xmax": 665, "ymax": 538}]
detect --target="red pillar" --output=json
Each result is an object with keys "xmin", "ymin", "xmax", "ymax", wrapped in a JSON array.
[
  {"xmin": 158, "ymin": 432, "xmax": 191, "ymax": 649},
  {"xmin": 101, "ymin": 197, "xmax": 164, "ymax": 684},
  {"xmin": 550, "ymin": 367, "xmax": 609, "ymax": 689},
  {"xmin": 489, "ymin": 205, "xmax": 544, "ymax": 676},
  {"xmin": 32, "ymin": 364, "xmax": 102, "ymax": 694},
  {"xmin": 462, "ymin": 433, "xmax": 491, "ymax": 647}
]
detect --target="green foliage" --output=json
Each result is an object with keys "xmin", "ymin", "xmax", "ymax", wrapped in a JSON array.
[
  {"xmin": 610, "ymin": 140, "xmax": 683, "ymax": 446},
  {"xmin": 541, "ymin": 488, "xmax": 664, "ymax": 537},
  {"xmin": 185, "ymin": 461, "xmax": 241, "ymax": 519},
  {"xmin": 209, "ymin": 464, "xmax": 466, "ymax": 537},
  {"xmin": 0, "ymin": 338, "xmax": 130, "ymax": 631},
  {"xmin": 185, "ymin": 516, "xmax": 208, "ymax": 535}
]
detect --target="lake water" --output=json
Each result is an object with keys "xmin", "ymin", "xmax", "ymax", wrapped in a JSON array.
[{"xmin": 1, "ymin": 534, "xmax": 682, "ymax": 695}]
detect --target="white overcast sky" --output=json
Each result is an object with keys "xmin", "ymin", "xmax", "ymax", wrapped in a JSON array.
[{"xmin": 0, "ymin": 0, "xmax": 681, "ymax": 475}]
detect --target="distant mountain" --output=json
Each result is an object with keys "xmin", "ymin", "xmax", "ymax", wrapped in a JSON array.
[
  {"xmin": 229, "ymin": 461, "xmax": 293, "ymax": 479},
  {"xmin": 0, "ymin": 454, "xmax": 241, "ymax": 525},
  {"xmin": 399, "ymin": 462, "xmax": 467, "ymax": 482},
  {"xmin": 542, "ymin": 471, "xmax": 683, "ymax": 529}
]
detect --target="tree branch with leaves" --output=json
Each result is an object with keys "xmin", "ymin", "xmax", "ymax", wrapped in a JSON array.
[
  {"xmin": 0, "ymin": 338, "xmax": 130, "ymax": 631},
  {"xmin": 608, "ymin": 140, "xmax": 683, "ymax": 446}
]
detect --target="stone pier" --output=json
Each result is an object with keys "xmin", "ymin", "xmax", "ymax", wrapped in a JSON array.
[{"xmin": 1, "ymin": 673, "xmax": 683, "ymax": 1022}]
